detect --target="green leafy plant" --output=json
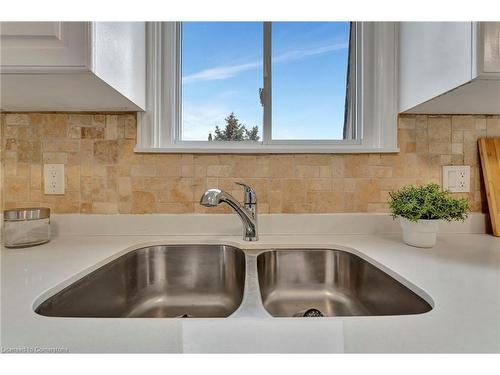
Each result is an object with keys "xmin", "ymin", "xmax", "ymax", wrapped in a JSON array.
[{"xmin": 388, "ymin": 183, "xmax": 469, "ymax": 222}]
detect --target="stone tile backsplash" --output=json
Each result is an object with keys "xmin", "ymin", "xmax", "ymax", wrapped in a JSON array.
[{"xmin": 1, "ymin": 113, "xmax": 498, "ymax": 214}]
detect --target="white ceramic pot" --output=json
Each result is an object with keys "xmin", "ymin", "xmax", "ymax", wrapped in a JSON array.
[{"xmin": 399, "ymin": 217, "xmax": 440, "ymax": 248}]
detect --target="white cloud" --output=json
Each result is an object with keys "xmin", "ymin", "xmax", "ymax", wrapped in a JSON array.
[
  {"xmin": 182, "ymin": 61, "xmax": 261, "ymax": 84},
  {"xmin": 273, "ymin": 42, "xmax": 348, "ymax": 64},
  {"xmin": 181, "ymin": 102, "xmax": 228, "ymax": 140},
  {"xmin": 182, "ymin": 41, "xmax": 348, "ymax": 84}
]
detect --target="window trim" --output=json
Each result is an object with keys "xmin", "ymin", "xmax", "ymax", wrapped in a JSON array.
[{"xmin": 136, "ymin": 22, "xmax": 399, "ymax": 154}]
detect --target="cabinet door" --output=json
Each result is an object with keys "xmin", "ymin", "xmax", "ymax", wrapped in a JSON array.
[
  {"xmin": 399, "ymin": 22, "xmax": 473, "ymax": 112},
  {"xmin": 0, "ymin": 22, "xmax": 89, "ymax": 72},
  {"xmin": 482, "ymin": 22, "xmax": 500, "ymax": 73}
]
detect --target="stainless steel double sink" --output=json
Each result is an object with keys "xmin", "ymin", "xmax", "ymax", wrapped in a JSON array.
[{"xmin": 35, "ymin": 245, "xmax": 432, "ymax": 318}]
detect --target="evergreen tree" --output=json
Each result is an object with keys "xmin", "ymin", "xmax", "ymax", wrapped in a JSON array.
[
  {"xmin": 209, "ymin": 112, "xmax": 260, "ymax": 141},
  {"xmin": 244, "ymin": 126, "xmax": 259, "ymax": 141}
]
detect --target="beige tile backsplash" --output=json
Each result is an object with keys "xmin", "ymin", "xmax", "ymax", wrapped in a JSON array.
[{"xmin": 1, "ymin": 112, "xmax": 497, "ymax": 214}]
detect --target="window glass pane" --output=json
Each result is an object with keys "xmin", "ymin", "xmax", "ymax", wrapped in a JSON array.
[
  {"xmin": 181, "ymin": 22, "xmax": 263, "ymax": 141},
  {"xmin": 271, "ymin": 22, "xmax": 351, "ymax": 140}
]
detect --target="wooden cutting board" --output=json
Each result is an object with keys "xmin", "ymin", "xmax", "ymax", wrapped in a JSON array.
[{"xmin": 478, "ymin": 138, "xmax": 500, "ymax": 236}]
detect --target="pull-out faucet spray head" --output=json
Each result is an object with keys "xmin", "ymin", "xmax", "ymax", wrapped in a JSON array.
[{"xmin": 200, "ymin": 183, "xmax": 258, "ymax": 241}]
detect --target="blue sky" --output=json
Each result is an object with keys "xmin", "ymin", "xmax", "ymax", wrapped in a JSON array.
[{"xmin": 181, "ymin": 22, "xmax": 350, "ymax": 141}]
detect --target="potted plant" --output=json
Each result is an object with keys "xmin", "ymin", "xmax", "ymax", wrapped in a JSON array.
[{"xmin": 388, "ymin": 183, "xmax": 469, "ymax": 248}]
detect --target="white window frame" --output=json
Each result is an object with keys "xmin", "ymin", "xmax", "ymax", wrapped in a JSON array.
[{"xmin": 136, "ymin": 22, "xmax": 399, "ymax": 153}]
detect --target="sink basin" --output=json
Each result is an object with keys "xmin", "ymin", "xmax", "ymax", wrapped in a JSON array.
[
  {"xmin": 257, "ymin": 249, "xmax": 432, "ymax": 317},
  {"xmin": 36, "ymin": 245, "xmax": 246, "ymax": 318}
]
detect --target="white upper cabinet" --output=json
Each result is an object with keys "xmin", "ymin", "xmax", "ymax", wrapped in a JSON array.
[
  {"xmin": 0, "ymin": 22, "xmax": 89, "ymax": 70},
  {"xmin": 0, "ymin": 22, "xmax": 146, "ymax": 111},
  {"xmin": 481, "ymin": 22, "xmax": 500, "ymax": 74},
  {"xmin": 399, "ymin": 22, "xmax": 500, "ymax": 114}
]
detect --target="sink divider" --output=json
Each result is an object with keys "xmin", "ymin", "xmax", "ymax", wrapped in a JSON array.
[{"xmin": 230, "ymin": 253, "xmax": 271, "ymax": 318}]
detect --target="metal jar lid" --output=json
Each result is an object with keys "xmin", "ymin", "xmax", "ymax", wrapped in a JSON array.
[{"xmin": 3, "ymin": 207, "xmax": 50, "ymax": 221}]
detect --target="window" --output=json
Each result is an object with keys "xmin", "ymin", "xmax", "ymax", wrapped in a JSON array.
[
  {"xmin": 136, "ymin": 22, "xmax": 398, "ymax": 153},
  {"xmin": 180, "ymin": 21, "xmax": 350, "ymax": 143},
  {"xmin": 181, "ymin": 22, "xmax": 263, "ymax": 142},
  {"xmin": 271, "ymin": 22, "xmax": 352, "ymax": 141}
]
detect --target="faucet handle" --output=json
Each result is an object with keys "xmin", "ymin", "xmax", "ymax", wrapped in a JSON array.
[{"xmin": 235, "ymin": 182, "xmax": 257, "ymax": 205}]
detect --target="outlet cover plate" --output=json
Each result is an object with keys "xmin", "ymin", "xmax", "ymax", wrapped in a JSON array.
[
  {"xmin": 44, "ymin": 164, "xmax": 65, "ymax": 195},
  {"xmin": 442, "ymin": 165, "xmax": 470, "ymax": 193}
]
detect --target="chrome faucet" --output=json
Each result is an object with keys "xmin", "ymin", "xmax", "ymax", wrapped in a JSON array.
[{"xmin": 200, "ymin": 182, "xmax": 258, "ymax": 241}]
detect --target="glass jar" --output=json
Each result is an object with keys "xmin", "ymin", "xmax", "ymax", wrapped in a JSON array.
[{"xmin": 3, "ymin": 207, "xmax": 51, "ymax": 248}]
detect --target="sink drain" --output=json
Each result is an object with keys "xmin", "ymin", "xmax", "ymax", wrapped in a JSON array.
[
  {"xmin": 175, "ymin": 313, "xmax": 193, "ymax": 318},
  {"xmin": 293, "ymin": 308, "xmax": 324, "ymax": 317}
]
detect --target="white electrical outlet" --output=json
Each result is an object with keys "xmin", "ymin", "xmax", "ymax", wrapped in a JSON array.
[
  {"xmin": 44, "ymin": 164, "xmax": 65, "ymax": 195},
  {"xmin": 442, "ymin": 165, "xmax": 470, "ymax": 193}
]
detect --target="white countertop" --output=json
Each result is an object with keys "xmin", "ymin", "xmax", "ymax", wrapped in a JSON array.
[{"xmin": 1, "ymin": 214, "xmax": 499, "ymax": 353}]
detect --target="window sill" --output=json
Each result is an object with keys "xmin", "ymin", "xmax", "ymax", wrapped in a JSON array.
[{"xmin": 134, "ymin": 145, "xmax": 400, "ymax": 154}]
